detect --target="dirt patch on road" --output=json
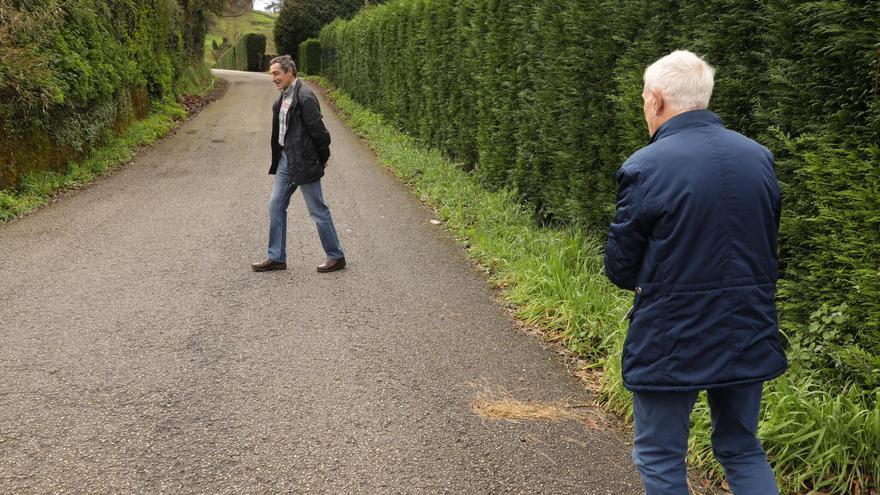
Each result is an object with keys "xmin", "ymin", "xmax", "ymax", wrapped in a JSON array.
[{"xmin": 181, "ymin": 78, "xmax": 229, "ymax": 118}]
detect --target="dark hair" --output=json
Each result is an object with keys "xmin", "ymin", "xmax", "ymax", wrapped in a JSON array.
[{"xmin": 269, "ymin": 55, "xmax": 297, "ymax": 75}]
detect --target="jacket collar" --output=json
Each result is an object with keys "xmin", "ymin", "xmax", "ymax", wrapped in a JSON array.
[
  {"xmin": 648, "ymin": 109, "xmax": 723, "ymax": 144},
  {"xmin": 275, "ymin": 78, "xmax": 301, "ymax": 108},
  {"xmin": 281, "ymin": 78, "xmax": 299, "ymax": 98}
]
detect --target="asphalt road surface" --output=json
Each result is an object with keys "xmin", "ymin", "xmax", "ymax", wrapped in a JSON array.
[{"xmin": 0, "ymin": 69, "xmax": 642, "ymax": 494}]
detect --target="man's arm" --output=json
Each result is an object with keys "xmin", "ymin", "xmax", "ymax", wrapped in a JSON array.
[
  {"xmin": 300, "ymin": 92, "xmax": 331, "ymax": 163},
  {"xmin": 605, "ymin": 162, "xmax": 649, "ymax": 290}
]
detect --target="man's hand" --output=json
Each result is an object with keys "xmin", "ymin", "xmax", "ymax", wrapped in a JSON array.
[{"xmin": 323, "ymin": 159, "xmax": 330, "ymax": 168}]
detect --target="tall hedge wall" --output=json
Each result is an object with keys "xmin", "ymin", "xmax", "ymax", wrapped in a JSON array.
[
  {"xmin": 214, "ymin": 33, "xmax": 268, "ymax": 71},
  {"xmin": 0, "ymin": 0, "xmax": 220, "ymax": 190},
  {"xmin": 298, "ymin": 39, "xmax": 322, "ymax": 75},
  {"xmin": 320, "ymin": 0, "xmax": 880, "ymax": 389}
]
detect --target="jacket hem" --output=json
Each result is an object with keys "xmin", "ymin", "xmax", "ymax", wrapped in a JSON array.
[{"xmin": 623, "ymin": 366, "xmax": 787, "ymax": 392}]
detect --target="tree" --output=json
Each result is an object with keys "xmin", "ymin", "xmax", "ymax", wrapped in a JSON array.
[
  {"xmin": 179, "ymin": 0, "xmax": 228, "ymax": 60},
  {"xmin": 273, "ymin": 0, "xmax": 372, "ymax": 61}
]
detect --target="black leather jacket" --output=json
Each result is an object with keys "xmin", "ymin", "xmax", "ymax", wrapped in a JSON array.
[{"xmin": 269, "ymin": 79, "xmax": 331, "ymax": 184}]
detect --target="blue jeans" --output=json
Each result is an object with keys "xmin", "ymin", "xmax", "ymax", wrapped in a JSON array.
[
  {"xmin": 631, "ymin": 383, "xmax": 778, "ymax": 495},
  {"xmin": 268, "ymin": 152, "xmax": 344, "ymax": 263}
]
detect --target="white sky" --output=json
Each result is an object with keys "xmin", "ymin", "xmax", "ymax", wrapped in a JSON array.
[{"xmin": 252, "ymin": 0, "xmax": 271, "ymax": 12}]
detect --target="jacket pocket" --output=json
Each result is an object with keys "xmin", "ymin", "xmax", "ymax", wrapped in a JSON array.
[
  {"xmin": 299, "ymin": 130, "xmax": 318, "ymax": 161},
  {"xmin": 623, "ymin": 284, "xmax": 674, "ymax": 364},
  {"xmin": 627, "ymin": 283, "xmax": 655, "ymax": 320}
]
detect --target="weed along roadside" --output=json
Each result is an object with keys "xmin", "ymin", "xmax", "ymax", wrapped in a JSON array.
[{"xmin": 307, "ymin": 76, "xmax": 880, "ymax": 495}]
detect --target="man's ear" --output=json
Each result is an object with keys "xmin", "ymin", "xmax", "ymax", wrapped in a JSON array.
[{"xmin": 652, "ymin": 89, "xmax": 664, "ymax": 115}]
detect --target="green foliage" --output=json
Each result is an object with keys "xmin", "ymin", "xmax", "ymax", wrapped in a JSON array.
[
  {"xmin": 273, "ymin": 0, "xmax": 371, "ymax": 62},
  {"xmin": 214, "ymin": 33, "xmax": 267, "ymax": 71},
  {"xmin": 297, "ymin": 39, "xmax": 322, "ymax": 75},
  {"xmin": 775, "ymin": 133, "xmax": 880, "ymax": 386},
  {"xmin": 759, "ymin": 377, "xmax": 879, "ymax": 493},
  {"xmin": 0, "ymin": 0, "xmax": 223, "ymax": 189},
  {"xmin": 179, "ymin": 0, "xmax": 227, "ymax": 60},
  {"xmin": 320, "ymin": 79, "xmax": 880, "ymax": 494}
]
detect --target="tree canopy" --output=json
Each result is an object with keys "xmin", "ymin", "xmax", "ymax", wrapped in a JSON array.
[{"xmin": 273, "ymin": 0, "xmax": 373, "ymax": 62}]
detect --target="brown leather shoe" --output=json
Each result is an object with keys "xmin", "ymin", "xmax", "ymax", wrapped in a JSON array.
[
  {"xmin": 252, "ymin": 258, "xmax": 287, "ymax": 272},
  {"xmin": 317, "ymin": 257, "xmax": 346, "ymax": 273}
]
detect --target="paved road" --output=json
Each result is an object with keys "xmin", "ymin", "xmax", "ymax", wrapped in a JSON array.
[{"xmin": 0, "ymin": 69, "xmax": 641, "ymax": 494}]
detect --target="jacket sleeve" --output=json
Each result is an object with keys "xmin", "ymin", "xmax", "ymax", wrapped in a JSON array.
[
  {"xmin": 300, "ymin": 92, "xmax": 331, "ymax": 163},
  {"xmin": 605, "ymin": 162, "xmax": 649, "ymax": 290}
]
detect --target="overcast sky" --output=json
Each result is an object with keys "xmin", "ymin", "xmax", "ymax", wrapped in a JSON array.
[{"xmin": 253, "ymin": 0, "xmax": 271, "ymax": 11}]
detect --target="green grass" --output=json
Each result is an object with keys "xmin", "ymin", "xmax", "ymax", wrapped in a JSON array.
[
  {"xmin": 310, "ymin": 76, "xmax": 880, "ymax": 495},
  {"xmin": 0, "ymin": 100, "xmax": 186, "ymax": 222},
  {"xmin": 205, "ymin": 10, "xmax": 278, "ymax": 66}
]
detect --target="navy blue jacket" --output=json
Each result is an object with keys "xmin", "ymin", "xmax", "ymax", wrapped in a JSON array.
[{"xmin": 605, "ymin": 110, "xmax": 787, "ymax": 391}]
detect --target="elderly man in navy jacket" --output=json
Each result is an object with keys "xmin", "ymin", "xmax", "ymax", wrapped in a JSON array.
[{"xmin": 605, "ymin": 50, "xmax": 787, "ymax": 494}]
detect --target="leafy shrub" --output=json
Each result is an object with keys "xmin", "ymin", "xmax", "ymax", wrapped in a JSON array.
[
  {"xmin": 0, "ymin": 0, "xmax": 223, "ymax": 190},
  {"xmin": 298, "ymin": 39, "xmax": 322, "ymax": 75}
]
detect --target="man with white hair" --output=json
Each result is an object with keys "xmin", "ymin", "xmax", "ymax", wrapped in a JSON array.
[{"xmin": 605, "ymin": 50, "xmax": 786, "ymax": 494}]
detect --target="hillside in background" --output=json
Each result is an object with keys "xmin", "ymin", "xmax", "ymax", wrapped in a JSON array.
[{"xmin": 205, "ymin": 10, "xmax": 278, "ymax": 66}]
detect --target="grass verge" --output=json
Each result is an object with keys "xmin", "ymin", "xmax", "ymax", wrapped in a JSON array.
[{"xmin": 309, "ymin": 76, "xmax": 879, "ymax": 495}]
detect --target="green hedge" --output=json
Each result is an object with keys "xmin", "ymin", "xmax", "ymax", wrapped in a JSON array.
[
  {"xmin": 319, "ymin": 0, "xmax": 880, "ymax": 391},
  {"xmin": 318, "ymin": 75, "xmax": 878, "ymax": 495},
  {"xmin": 0, "ymin": 0, "xmax": 219, "ymax": 191},
  {"xmin": 214, "ymin": 33, "xmax": 267, "ymax": 72},
  {"xmin": 298, "ymin": 39, "xmax": 322, "ymax": 75}
]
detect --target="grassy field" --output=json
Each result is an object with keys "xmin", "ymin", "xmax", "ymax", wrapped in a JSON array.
[{"xmin": 204, "ymin": 10, "xmax": 278, "ymax": 66}]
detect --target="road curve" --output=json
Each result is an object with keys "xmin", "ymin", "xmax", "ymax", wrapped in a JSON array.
[{"xmin": 0, "ymin": 69, "xmax": 641, "ymax": 494}]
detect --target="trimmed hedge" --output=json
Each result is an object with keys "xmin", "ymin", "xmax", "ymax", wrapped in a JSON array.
[
  {"xmin": 0, "ymin": 0, "xmax": 220, "ymax": 191},
  {"xmin": 298, "ymin": 39, "xmax": 322, "ymax": 75},
  {"xmin": 214, "ymin": 33, "xmax": 267, "ymax": 72},
  {"xmin": 319, "ymin": 0, "xmax": 880, "ymax": 391}
]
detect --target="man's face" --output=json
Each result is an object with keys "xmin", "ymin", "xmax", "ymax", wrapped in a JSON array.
[{"xmin": 270, "ymin": 63, "xmax": 295, "ymax": 91}]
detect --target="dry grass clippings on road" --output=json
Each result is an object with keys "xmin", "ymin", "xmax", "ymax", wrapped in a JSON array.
[{"xmin": 470, "ymin": 384, "xmax": 601, "ymax": 429}]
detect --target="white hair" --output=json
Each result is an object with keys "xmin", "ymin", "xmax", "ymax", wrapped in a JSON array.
[{"xmin": 643, "ymin": 50, "xmax": 715, "ymax": 111}]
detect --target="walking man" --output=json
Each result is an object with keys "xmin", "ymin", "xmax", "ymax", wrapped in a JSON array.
[
  {"xmin": 252, "ymin": 55, "xmax": 346, "ymax": 273},
  {"xmin": 604, "ymin": 50, "xmax": 786, "ymax": 494}
]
